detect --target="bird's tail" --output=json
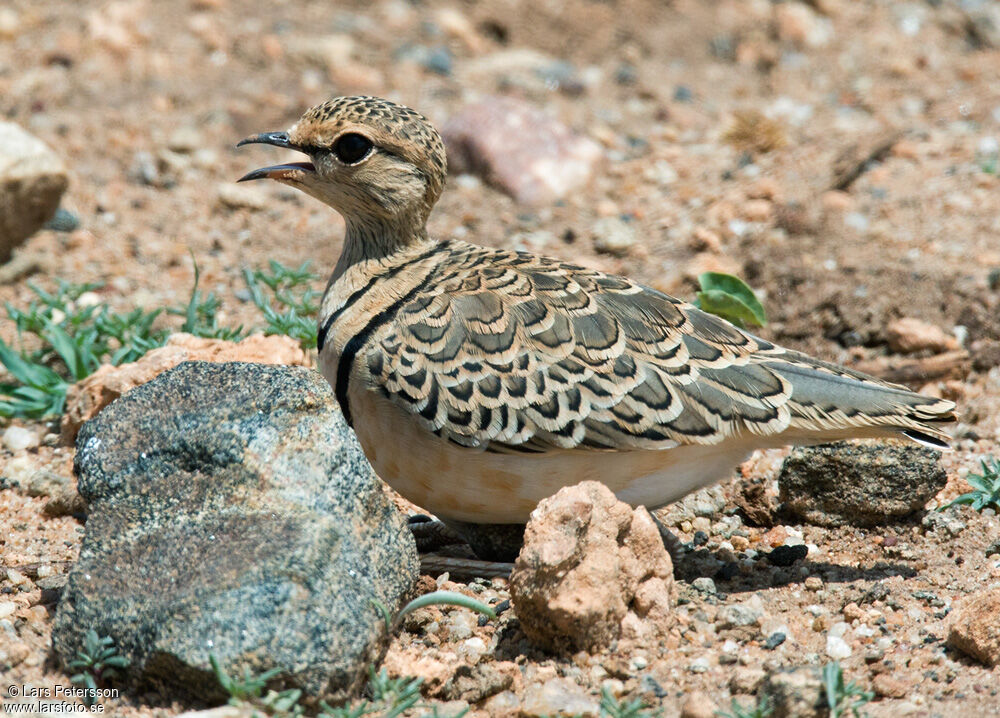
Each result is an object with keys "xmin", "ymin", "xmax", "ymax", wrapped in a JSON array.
[{"xmin": 759, "ymin": 349, "xmax": 957, "ymax": 449}]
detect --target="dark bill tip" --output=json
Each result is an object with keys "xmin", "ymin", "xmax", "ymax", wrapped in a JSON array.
[
  {"xmin": 236, "ymin": 131, "xmax": 294, "ymax": 150},
  {"xmin": 237, "ymin": 162, "xmax": 316, "ymax": 183}
]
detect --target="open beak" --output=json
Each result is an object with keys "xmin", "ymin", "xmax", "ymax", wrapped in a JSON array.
[{"xmin": 236, "ymin": 131, "xmax": 315, "ymax": 182}]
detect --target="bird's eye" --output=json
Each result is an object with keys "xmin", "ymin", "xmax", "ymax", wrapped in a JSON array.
[{"xmin": 333, "ymin": 133, "xmax": 373, "ymax": 164}]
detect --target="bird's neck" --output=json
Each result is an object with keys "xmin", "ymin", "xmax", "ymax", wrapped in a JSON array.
[{"xmin": 332, "ymin": 213, "xmax": 431, "ymax": 281}]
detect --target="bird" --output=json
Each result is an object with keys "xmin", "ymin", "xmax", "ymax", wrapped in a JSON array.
[{"xmin": 237, "ymin": 95, "xmax": 957, "ymax": 556}]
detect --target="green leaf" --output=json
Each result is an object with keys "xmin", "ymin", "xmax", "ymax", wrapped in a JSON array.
[
  {"xmin": 396, "ymin": 590, "xmax": 497, "ymax": 622},
  {"xmin": 695, "ymin": 272, "xmax": 767, "ymax": 328}
]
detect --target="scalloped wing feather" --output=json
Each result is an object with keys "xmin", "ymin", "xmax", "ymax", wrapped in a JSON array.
[{"xmin": 365, "ymin": 243, "xmax": 955, "ymax": 453}]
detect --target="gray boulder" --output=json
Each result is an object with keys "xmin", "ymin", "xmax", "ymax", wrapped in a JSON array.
[
  {"xmin": 0, "ymin": 122, "xmax": 68, "ymax": 261},
  {"xmin": 52, "ymin": 361, "xmax": 418, "ymax": 703},
  {"xmin": 778, "ymin": 441, "xmax": 946, "ymax": 527}
]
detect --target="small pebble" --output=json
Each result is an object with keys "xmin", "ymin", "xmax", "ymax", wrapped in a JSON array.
[
  {"xmin": 764, "ymin": 632, "xmax": 787, "ymax": 650},
  {"xmin": 0, "ymin": 601, "xmax": 16, "ymax": 619},
  {"xmin": 36, "ymin": 564, "xmax": 55, "ymax": 579},
  {"xmin": 692, "ymin": 577, "xmax": 717, "ymax": 594},
  {"xmin": 592, "ymin": 216, "xmax": 637, "ymax": 256},
  {"xmin": 44, "ymin": 207, "xmax": 80, "ymax": 232},
  {"xmin": 688, "ymin": 656, "xmax": 710, "ymax": 673},
  {"xmin": 3, "ymin": 426, "xmax": 39, "ymax": 452},
  {"xmin": 826, "ymin": 634, "xmax": 852, "ymax": 659},
  {"xmin": 766, "ymin": 544, "xmax": 808, "ymax": 567},
  {"xmin": 680, "ymin": 690, "xmax": 716, "ymax": 718},
  {"xmin": 804, "ymin": 576, "xmax": 823, "ymax": 591},
  {"xmin": 216, "ymin": 183, "xmax": 267, "ymax": 211}
]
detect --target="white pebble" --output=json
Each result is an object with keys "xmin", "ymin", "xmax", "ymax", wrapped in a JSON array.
[
  {"xmin": 3, "ymin": 426, "xmax": 38, "ymax": 452},
  {"xmin": 826, "ymin": 634, "xmax": 852, "ymax": 659},
  {"xmin": 688, "ymin": 657, "xmax": 710, "ymax": 673},
  {"xmin": 0, "ymin": 602, "xmax": 16, "ymax": 619}
]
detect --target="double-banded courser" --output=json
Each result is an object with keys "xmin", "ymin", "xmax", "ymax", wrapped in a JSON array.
[{"xmin": 238, "ymin": 96, "xmax": 956, "ymax": 532}]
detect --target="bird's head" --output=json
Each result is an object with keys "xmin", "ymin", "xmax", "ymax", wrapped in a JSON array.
[{"xmin": 238, "ymin": 96, "xmax": 447, "ymax": 237}]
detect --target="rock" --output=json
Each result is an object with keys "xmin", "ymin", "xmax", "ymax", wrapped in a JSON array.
[
  {"xmin": 730, "ymin": 667, "xmax": 767, "ymax": 694},
  {"xmin": 766, "ymin": 544, "xmax": 808, "ymax": 567},
  {"xmin": 680, "ymin": 691, "xmax": 717, "ymax": 718},
  {"xmin": 2, "ymin": 426, "xmax": 39, "ymax": 452},
  {"xmin": 887, "ymin": 318, "xmax": 960, "ymax": 355},
  {"xmin": 719, "ymin": 602, "xmax": 764, "ymax": 628},
  {"xmin": 26, "ymin": 470, "xmax": 71, "ymax": 498},
  {"xmin": 592, "ymin": 216, "xmax": 637, "ymax": 256},
  {"xmin": 44, "ymin": 207, "xmax": 80, "ymax": 232},
  {"xmin": 775, "ymin": 2, "xmax": 832, "ymax": 48},
  {"xmin": 0, "ymin": 640, "xmax": 29, "ymax": 668},
  {"xmin": 521, "ymin": 677, "xmax": 599, "ymax": 717},
  {"xmin": 510, "ymin": 481, "xmax": 674, "ymax": 652},
  {"xmin": 825, "ymin": 634, "xmax": 852, "ymax": 659},
  {"xmin": 872, "ymin": 673, "xmax": 909, "ymax": 699},
  {"xmin": 778, "ymin": 442, "xmax": 946, "ymax": 527},
  {"xmin": 43, "ymin": 483, "xmax": 87, "ymax": 518},
  {"xmin": 216, "ymin": 183, "xmax": 268, "ymax": 210},
  {"xmin": 440, "ymin": 663, "xmax": 515, "ymax": 703},
  {"xmin": 947, "ymin": 587, "xmax": 1000, "ymax": 666},
  {"xmin": 61, "ymin": 332, "xmax": 308, "ymax": 442},
  {"xmin": 692, "ymin": 577, "xmax": 717, "ymax": 595},
  {"xmin": 0, "ymin": 122, "xmax": 69, "ymax": 261},
  {"xmin": 52, "ymin": 362, "xmax": 418, "ymax": 702},
  {"xmin": 167, "ymin": 127, "xmax": 203, "ymax": 154},
  {"xmin": 761, "ymin": 666, "xmax": 826, "ymax": 718},
  {"xmin": 443, "ymin": 96, "xmax": 601, "ymax": 206}
]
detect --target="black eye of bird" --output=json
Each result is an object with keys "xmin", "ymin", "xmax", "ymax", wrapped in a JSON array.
[{"xmin": 333, "ymin": 133, "xmax": 373, "ymax": 164}]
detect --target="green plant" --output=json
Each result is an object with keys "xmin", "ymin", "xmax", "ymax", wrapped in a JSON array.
[
  {"xmin": 171, "ymin": 259, "xmax": 245, "ymax": 341},
  {"xmin": 0, "ymin": 282, "xmax": 168, "ymax": 418},
  {"xmin": 939, "ymin": 457, "xmax": 1000, "ymax": 512},
  {"xmin": 822, "ymin": 662, "xmax": 872, "ymax": 718},
  {"xmin": 320, "ymin": 667, "xmax": 468, "ymax": 718},
  {"xmin": 242, "ymin": 260, "xmax": 321, "ymax": 349},
  {"xmin": 599, "ymin": 686, "xmax": 660, "ymax": 718},
  {"xmin": 694, "ymin": 272, "xmax": 767, "ymax": 328},
  {"xmin": 67, "ymin": 629, "xmax": 129, "ymax": 706},
  {"xmin": 716, "ymin": 695, "xmax": 773, "ymax": 718},
  {"xmin": 210, "ymin": 654, "xmax": 303, "ymax": 717}
]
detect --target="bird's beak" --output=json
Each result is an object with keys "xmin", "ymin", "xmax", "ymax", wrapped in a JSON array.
[{"xmin": 236, "ymin": 131, "xmax": 315, "ymax": 182}]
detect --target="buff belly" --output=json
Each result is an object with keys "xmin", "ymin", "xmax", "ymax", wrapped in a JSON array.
[{"xmin": 347, "ymin": 383, "xmax": 756, "ymax": 524}]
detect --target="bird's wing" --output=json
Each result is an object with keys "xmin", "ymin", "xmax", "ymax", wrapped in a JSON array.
[{"xmin": 364, "ymin": 244, "xmax": 955, "ymax": 453}]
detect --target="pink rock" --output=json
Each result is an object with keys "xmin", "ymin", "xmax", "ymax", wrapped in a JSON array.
[
  {"xmin": 443, "ymin": 97, "xmax": 601, "ymax": 206},
  {"xmin": 887, "ymin": 317, "xmax": 960, "ymax": 355},
  {"xmin": 948, "ymin": 587, "xmax": 1000, "ymax": 667},
  {"xmin": 61, "ymin": 333, "xmax": 308, "ymax": 442},
  {"xmin": 510, "ymin": 481, "xmax": 674, "ymax": 652}
]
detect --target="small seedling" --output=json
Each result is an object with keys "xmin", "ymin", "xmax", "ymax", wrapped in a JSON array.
[
  {"xmin": 210, "ymin": 654, "xmax": 303, "ymax": 716},
  {"xmin": 715, "ymin": 694, "xmax": 773, "ymax": 718},
  {"xmin": 320, "ymin": 666, "xmax": 467, "ymax": 718},
  {"xmin": 242, "ymin": 260, "xmax": 321, "ymax": 349},
  {"xmin": 171, "ymin": 258, "xmax": 245, "ymax": 341},
  {"xmin": 67, "ymin": 629, "xmax": 129, "ymax": 706},
  {"xmin": 822, "ymin": 661, "xmax": 873, "ymax": 718},
  {"xmin": 694, "ymin": 272, "xmax": 767, "ymax": 328},
  {"xmin": 939, "ymin": 456, "xmax": 1000, "ymax": 513},
  {"xmin": 600, "ymin": 686, "xmax": 660, "ymax": 718}
]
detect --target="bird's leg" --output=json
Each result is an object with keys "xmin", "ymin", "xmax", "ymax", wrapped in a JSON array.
[
  {"xmin": 652, "ymin": 513, "xmax": 685, "ymax": 567},
  {"xmin": 407, "ymin": 514, "xmax": 464, "ymax": 552}
]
